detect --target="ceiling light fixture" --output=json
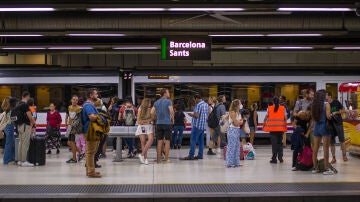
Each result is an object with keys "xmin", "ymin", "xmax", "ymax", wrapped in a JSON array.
[
  {"xmin": 113, "ymin": 47, "xmax": 158, "ymax": 50},
  {"xmin": 270, "ymin": 46, "xmax": 314, "ymax": 49},
  {"xmin": 0, "ymin": 34, "xmax": 43, "ymax": 37},
  {"xmin": 2, "ymin": 47, "xmax": 46, "ymax": 50},
  {"xmin": 0, "ymin": 8, "xmax": 55, "ymax": 12},
  {"xmin": 209, "ymin": 34, "xmax": 264, "ymax": 37},
  {"xmin": 67, "ymin": 33, "xmax": 125, "ymax": 37},
  {"xmin": 48, "ymin": 47, "xmax": 93, "ymax": 50},
  {"xmin": 88, "ymin": 8, "xmax": 166, "ymax": 11},
  {"xmin": 277, "ymin": 8, "xmax": 354, "ymax": 12},
  {"xmin": 333, "ymin": 47, "xmax": 360, "ymax": 50},
  {"xmin": 267, "ymin": 34, "xmax": 322, "ymax": 37},
  {"xmin": 169, "ymin": 8, "xmax": 245, "ymax": 11}
]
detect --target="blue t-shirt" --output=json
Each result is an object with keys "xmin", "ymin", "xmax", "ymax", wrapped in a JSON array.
[
  {"xmin": 153, "ymin": 98, "xmax": 172, "ymax": 125},
  {"xmin": 82, "ymin": 102, "xmax": 99, "ymax": 134}
]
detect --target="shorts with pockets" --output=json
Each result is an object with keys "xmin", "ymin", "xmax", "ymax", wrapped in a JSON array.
[{"xmin": 156, "ymin": 124, "xmax": 172, "ymax": 141}]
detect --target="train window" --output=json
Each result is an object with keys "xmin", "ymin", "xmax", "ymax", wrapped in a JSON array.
[
  {"xmin": 0, "ymin": 84, "xmax": 117, "ymax": 112},
  {"xmin": 326, "ymin": 83, "xmax": 338, "ymax": 99},
  {"xmin": 135, "ymin": 82, "xmax": 315, "ymax": 111}
]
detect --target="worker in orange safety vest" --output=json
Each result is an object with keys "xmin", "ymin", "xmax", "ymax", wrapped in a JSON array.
[{"xmin": 263, "ymin": 96, "xmax": 287, "ymax": 164}]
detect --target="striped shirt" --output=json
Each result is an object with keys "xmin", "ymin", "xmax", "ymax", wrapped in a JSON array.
[{"xmin": 192, "ymin": 100, "xmax": 208, "ymax": 130}]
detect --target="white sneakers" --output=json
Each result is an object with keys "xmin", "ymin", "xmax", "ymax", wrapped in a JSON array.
[
  {"xmin": 139, "ymin": 154, "xmax": 149, "ymax": 165},
  {"xmin": 139, "ymin": 154, "xmax": 145, "ymax": 164},
  {"xmin": 323, "ymin": 169, "xmax": 335, "ymax": 175},
  {"xmin": 18, "ymin": 161, "xmax": 34, "ymax": 167},
  {"xmin": 291, "ymin": 167, "xmax": 297, "ymax": 171}
]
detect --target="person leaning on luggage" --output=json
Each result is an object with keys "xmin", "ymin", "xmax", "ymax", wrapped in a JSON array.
[{"xmin": 263, "ymin": 97, "xmax": 287, "ymax": 164}]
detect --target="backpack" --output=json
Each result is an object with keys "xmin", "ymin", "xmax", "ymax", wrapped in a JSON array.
[
  {"xmin": 123, "ymin": 107, "xmax": 136, "ymax": 126},
  {"xmin": 219, "ymin": 113, "xmax": 230, "ymax": 133},
  {"xmin": 317, "ymin": 158, "xmax": 338, "ymax": 174},
  {"xmin": 207, "ymin": 104, "xmax": 219, "ymax": 129},
  {"xmin": 10, "ymin": 102, "xmax": 27, "ymax": 126},
  {"xmin": 70, "ymin": 110, "xmax": 84, "ymax": 134},
  {"xmin": 296, "ymin": 146, "xmax": 313, "ymax": 170}
]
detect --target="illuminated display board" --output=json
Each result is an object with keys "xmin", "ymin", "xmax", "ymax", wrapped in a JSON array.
[{"xmin": 161, "ymin": 36, "xmax": 211, "ymax": 60}]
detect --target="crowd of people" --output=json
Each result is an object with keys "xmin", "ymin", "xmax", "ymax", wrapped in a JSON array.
[{"xmin": 0, "ymin": 86, "xmax": 347, "ymax": 177}]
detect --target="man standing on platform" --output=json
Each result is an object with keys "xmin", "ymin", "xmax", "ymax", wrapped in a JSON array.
[
  {"xmin": 151, "ymin": 88, "xmax": 174, "ymax": 163},
  {"xmin": 183, "ymin": 94, "xmax": 208, "ymax": 160},
  {"xmin": 82, "ymin": 88, "xmax": 101, "ymax": 178}
]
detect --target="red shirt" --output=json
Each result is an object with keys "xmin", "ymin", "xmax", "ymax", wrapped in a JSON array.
[
  {"xmin": 119, "ymin": 106, "xmax": 138, "ymax": 119},
  {"xmin": 47, "ymin": 110, "xmax": 62, "ymax": 128}
]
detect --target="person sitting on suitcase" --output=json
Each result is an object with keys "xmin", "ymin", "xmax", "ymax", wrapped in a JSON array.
[{"xmin": 46, "ymin": 103, "xmax": 62, "ymax": 155}]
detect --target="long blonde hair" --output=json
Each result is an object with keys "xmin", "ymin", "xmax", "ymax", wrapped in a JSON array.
[
  {"xmin": 229, "ymin": 99, "xmax": 241, "ymax": 113},
  {"xmin": 140, "ymin": 98, "xmax": 151, "ymax": 119},
  {"xmin": 208, "ymin": 96, "xmax": 218, "ymax": 105},
  {"xmin": 1, "ymin": 96, "xmax": 11, "ymax": 113}
]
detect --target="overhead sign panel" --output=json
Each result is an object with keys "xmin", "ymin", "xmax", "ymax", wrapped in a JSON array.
[{"xmin": 161, "ymin": 36, "xmax": 211, "ymax": 60}]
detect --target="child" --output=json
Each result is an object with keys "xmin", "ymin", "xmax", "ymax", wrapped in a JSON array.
[
  {"xmin": 291, "ymin": 126, "xmax": 305, "ymax": 171},
  {"xmin": 76, "ymin": 134, "xmax": 86, "ymax": 161}
]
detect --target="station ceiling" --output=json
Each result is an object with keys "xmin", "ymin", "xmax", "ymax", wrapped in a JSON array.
[{"xmin": 0, "ymin": 0, "xmax": 359, "ymax": 53}]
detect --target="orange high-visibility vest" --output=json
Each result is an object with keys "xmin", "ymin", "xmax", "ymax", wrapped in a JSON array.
[{"xmin": 263, "ymin": 105, "xmax": 287, "ymax": 132}]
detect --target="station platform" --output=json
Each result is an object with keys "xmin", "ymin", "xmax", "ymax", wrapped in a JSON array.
[{"xmin": 0, "ymin": 145, "xmax": 360, "ymax": 202}]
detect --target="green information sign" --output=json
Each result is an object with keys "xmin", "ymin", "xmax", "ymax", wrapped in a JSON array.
[{"xmin": 161, "ymin": 36, "xmax": 211, "ymax": 60}]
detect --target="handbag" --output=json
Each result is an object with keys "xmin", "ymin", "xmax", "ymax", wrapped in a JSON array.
[{"xmin": 65, "ymin": 125, "xmax": 72, "ymax": 138}]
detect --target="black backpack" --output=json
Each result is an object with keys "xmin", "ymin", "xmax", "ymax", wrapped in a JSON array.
[
  {"xmin": 10, "ymin": 102, "xmax": 26, "ymax": 126},
  {"xmin": 207, "ymin": 104, "xmax": 219, "ymax": 129}
]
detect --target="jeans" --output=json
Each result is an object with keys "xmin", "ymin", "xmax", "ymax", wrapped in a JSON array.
[
  {"xmin": 95, "ymin": 136, "xmax": 107, "ymax": 162},
  {"xmin": 189, "ymin": 127, "xmax": 204, "ymax": 159},
  {"xmin": 86, "ymin": 140, "xmax": 99, "ymax": 176},
  {"xmin": 173, "ymin": 125, "xmax": 185, "ymax": 146},
  {"xmin": 125, "ymin": 138, "xmax": 134, "ymax": 154},
  {"xmin": 3, "ymin": 124, "xmax": 15, "ymax": 164},
  {"xmin": 270, "ymin": 132, "xmax": 283, "ymax": 161},
  {"xmin": 292, "ymin": 147, "xmax": 301, "ymax": 168}
]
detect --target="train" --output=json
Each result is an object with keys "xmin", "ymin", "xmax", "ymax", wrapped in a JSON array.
[{"xmin": 1, "ymin": 69, "xmax": 358, "ymax": 142}]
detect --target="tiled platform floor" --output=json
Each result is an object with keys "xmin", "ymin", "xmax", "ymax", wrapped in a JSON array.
[{"xmin": 0, "ymin": 145, "xmax": 359, "ymax": 185}]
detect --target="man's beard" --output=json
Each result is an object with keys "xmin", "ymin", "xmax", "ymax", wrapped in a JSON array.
[{"xmin": 92, "ymin": 97, "xmax": 98, "ymax": 102}]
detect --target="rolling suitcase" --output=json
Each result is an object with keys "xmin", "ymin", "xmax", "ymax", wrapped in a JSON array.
[{"xmin": 28, "ymin": 135, "xmax": 46, "ymax": 166}]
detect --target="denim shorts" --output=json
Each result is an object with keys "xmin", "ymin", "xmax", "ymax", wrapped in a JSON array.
[
  {"xmin": 249, "ymin": 126, "xmax": 255, "ymax": 131},
  {"xmin": 313, "ymin": 122, "xmax": 331, "ymax": 137}
]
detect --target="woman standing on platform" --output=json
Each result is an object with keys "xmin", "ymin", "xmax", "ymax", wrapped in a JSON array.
[
  {"xmin": 248, "ymin": 103, "xmax": 258, "ymax": 145},
  {"xmin": 136, "ymin": 98, "xmax": 154, "ymax": 165},
  {"xmin": 226, "ymin": 99, "xmax": 243, "ymax": 168},
  {"xmin": 263, "ymin": 97, "xmax": 287, "ymax": 164},
  {"xmin": 1, "ymin": 97, "xmax": 17, "ymax": 165},
  {"xmin": 46, "ymin": 103, "xmax": 62, "ymax": 155},
  {"xmin": 311, "ymin": 89, "xmax": 334, "ymax": 175},
  {"xmin": 206, "ymin": 96, "xmax": 217, "ymax": 155},
  {"xmin": 173, "ymin": 104, "xmax": 186, "ymax": 150}
]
